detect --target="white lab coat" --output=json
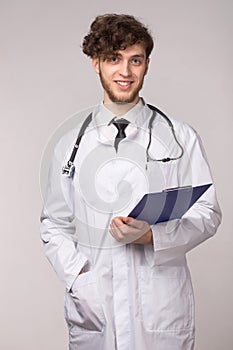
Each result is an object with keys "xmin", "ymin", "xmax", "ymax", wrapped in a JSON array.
[{"xmin": 40, "ymin": 100, "xmax": 221, "ymax": 350}]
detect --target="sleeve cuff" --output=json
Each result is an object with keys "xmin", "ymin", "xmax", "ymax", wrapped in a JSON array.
[{"xmin": 151, "ymin": 219, "xmax": 181, "ymax": 251}]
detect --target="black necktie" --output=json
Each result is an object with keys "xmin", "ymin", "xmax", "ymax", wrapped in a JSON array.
[{"xmin": 113, "ymin": 118, "xmax": 129, "ymax": 152}]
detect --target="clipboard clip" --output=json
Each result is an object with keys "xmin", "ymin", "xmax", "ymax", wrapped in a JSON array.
[{"xmin": 163, "ymin": 185, "xmax": 192, "ymax": 192}]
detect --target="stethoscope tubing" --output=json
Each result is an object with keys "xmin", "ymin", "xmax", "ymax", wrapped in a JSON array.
[
  {"xmin": 62, "ymin": 104, "xmax": 184, "ymax": 177},
  {"xmin": 146, "ymin": 104, "xmax": 184, "ymax": 163}
]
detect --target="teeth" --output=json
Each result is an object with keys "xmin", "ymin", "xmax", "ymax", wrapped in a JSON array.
[{"xmin": 117, "ymin": 81, "xmax": 130, "ymax": 86}]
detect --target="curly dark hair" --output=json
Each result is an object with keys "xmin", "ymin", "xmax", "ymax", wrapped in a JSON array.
[{"xmin": 82, "ymin": 14, "xmax": 154, "ymax": 59}]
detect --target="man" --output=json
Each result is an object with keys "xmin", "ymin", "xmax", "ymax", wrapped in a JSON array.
[{"xmin": 40, "ymin": 14, "xmax": 221, "ymax": 350}]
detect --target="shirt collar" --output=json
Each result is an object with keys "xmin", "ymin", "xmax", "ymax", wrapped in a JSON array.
[{"xmin": 92, "ymin": 98, "xmax": 152, "ymax": 129}]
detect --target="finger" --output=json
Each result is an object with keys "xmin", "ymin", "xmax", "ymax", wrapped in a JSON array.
[
  {"xmin": 128, "ymin": 217, "xmax": 149, "ymax": 231},
  {"xmin": 112, "ymin": 216, "xmax": 126, "ymax": 227},
  {"xmin": 110, "ymin": 221, "xmax": 122, "ymax": 240},
  {"xmin": 124, "ymin": 216, "xmax": 136, "ymax": 226},
  {"xmin": 125, "ymin": 217, "xmax": 145, "ymax": 229},
  {"xmin": 111, "ymin": 220, "xmax": 137, "ymax": 241}
]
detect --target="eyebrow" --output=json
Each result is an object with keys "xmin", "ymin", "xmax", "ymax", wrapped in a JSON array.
[
  {"xmin": 102, "ymin": 52, "xmax": 146, "ymax": 62},
  {"xmin": 113, "ymin": 53, "xmax": 145, "ymax": 59},
  {"xmin": 130, "ymin": 54, "xmax": 145, "ymax": 58}
]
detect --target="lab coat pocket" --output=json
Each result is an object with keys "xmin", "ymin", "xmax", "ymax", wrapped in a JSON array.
[
  {"xmin": 138, "ymin": 265, "xmax": 194, "ymax": 332},
  {"xmin": 64, "ymin": 271, "xmax": 106, "ymax": 333}
]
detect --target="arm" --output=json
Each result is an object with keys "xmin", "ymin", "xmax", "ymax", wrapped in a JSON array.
[
  {"xmin": 40, "ymin": 137, "xmax": 88, "ymax": 291},
  {"xmin": 146, "ymin": 125, "xmax": 222, "ymax": 265},
  {"xmin": 110, "ymin": 125, "xmax": 221, "ymax": 261}
]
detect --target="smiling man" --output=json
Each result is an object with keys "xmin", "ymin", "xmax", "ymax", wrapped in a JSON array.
[
  {"xmin": 40, "ymin": 14, "xmax": 221, "ymax": 350},
  {"xmin": 92, "ymin": 44, "xmax": 149, "ymax": 104}
]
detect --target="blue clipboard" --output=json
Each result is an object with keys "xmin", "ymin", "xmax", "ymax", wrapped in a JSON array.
[{"xmin": 128, "ymin": 183, "xmax": 212, "ymax": 225}]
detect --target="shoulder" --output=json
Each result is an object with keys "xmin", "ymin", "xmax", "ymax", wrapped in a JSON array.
[
  {"xmin": 146, "ymin": 103, "xmax": 202, "ymax": 144},
  {"xmin": 54, "ymin": 106, "xmax": 96, "ymax": 154},
  {"xmin": 45, "ymin": 105, "xmax": 97, "ymax": 163},
  {"xmin": 168, "ymin": 115, "xmax": 197, "ymax": 135},
  {"xmin": 152, "ymin": 105, "xmax": 199, "ymax": 137}
]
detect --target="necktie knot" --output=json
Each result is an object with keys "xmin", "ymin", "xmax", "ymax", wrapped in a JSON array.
[{"xmin": 112, "ymin": 118, "xmax": 129, "ymax": 152}]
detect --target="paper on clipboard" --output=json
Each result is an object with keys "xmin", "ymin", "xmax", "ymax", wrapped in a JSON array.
[{"xmin": 128, "ymin": 183, "xmax": 212, "ymax": 225}]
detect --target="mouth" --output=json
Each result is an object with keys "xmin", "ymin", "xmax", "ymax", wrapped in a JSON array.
[{"xmin": 115, "ymin": 80, "xmax": 133, "ymax": 90}]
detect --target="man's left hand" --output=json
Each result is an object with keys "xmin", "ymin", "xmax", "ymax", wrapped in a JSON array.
[{"xmin": 109, "ymin": 216, "xmax": 153, "ymax": 245}]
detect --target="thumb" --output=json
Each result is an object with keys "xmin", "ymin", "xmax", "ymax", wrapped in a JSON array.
[{"xmin": 123, "ymin": 216, "xmax": 136, "ymax": 226}]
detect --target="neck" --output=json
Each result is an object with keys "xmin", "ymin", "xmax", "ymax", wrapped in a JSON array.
[{"xmin": 103, "ymin": 98, "xmax": 140, "ymax": 116}]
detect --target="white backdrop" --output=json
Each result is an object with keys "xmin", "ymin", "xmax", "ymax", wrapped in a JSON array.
[{"xmin": 1, "ymin": 1, "xmax": 232, "ymax": 349}]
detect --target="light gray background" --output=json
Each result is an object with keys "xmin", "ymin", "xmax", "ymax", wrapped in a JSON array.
[{"xmin": 1, "ymin": 0, "xmax": 232, "ymax": 349}]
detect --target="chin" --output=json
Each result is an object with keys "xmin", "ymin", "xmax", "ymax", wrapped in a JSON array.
[{"xmin": 110, "ymin": 93, "xmax": 139, "ymax": 104}]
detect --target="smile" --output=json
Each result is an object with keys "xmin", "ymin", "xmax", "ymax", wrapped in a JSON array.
[{"xmin": 115, "ymin": 80, "xmax": 133, "ymax": 89}]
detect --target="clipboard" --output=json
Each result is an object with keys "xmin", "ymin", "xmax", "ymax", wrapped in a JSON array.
[{"xmin": 128, "ymin": 183, "xmax": 212, "ymax": 225}]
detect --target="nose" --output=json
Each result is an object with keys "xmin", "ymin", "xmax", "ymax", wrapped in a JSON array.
[{"xmin": 119, "ymin": 60, "xmax": 131, "ymax": 77}]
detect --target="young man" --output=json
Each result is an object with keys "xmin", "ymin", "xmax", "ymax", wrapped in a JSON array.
[{"xmin": 40, "ymin": 14, "xmax": 221, "ymax": 350}]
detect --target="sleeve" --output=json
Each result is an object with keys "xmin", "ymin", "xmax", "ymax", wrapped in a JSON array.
[
  {"xmin": 146, "ymin": 124, "xmax": 222, "ymax": 265},
  {"xmin": 40, "ymin": 138, "xmax": 88, "ymax": 291}
]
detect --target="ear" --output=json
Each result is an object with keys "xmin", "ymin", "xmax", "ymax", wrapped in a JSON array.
[
  {"xmin": 144, "ymin": 57, "xmax": 150, "ymax": 76},
  {"xmin": 92, "ymin": 57, "xmax": 100, "ymax": 74}
]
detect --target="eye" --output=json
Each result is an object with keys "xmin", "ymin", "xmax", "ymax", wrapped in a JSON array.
[
  {"xmin": 131, "ymin": 58, "xmax": 142, "ymax": 65},
  {"xmin": 107, "ymin": 56, "xmax": 119, "ymax": 64}
]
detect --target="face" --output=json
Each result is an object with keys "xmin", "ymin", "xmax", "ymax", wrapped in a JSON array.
[{"xmin": 92, "ymin": 44, "xmax": 150, "ymax": 105}]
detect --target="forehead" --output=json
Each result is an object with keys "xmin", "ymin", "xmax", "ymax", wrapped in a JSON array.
[
  {"xmin": 113, "ymin": 43, "xmax": 146, "ymax": 57},
  {"xmin": 98, "ymin": 43, "xmax": 148, "ymax": 62}
]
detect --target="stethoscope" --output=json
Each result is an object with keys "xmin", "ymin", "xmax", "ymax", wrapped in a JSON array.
[
  {"xmin": 62, "ymin": 104, "xmax": 184, "ymax": 177},
  {"xmin": 146, "ymin": 104, "xmax": 184, "ymax": 164}
]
